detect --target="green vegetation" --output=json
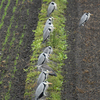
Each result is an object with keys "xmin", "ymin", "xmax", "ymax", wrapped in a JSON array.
[
  {"xmin": 0, "ymin": 0, "xmax": 31, "ymax": 99},
  {"xmin": 24, "ymin": 0, "xmax": 67, "ymax": 99},
  {"xmin": 0, "ymin": 0, "xmax": 5, "ymax": 11},
  {"xmin": 5, "ymin": 81, "xmax": 12, "ymax": 100},
  {"xmin": 0, "ymin": 0, "xmax": 67, "ymax": 99},
  {"xmin": 0, "ymin": 0, "xmax": 11, "ymax": 29}
]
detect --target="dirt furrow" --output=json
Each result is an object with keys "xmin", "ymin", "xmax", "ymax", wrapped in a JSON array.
[{"xmin": 62, "ymin": 0, "xmax": 100, "ymax": 100}]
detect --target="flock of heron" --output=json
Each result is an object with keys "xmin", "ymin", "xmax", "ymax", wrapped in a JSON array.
[
  {"xmin": 35, "ymin": 2, "xmax": 57, "ymax": 100},
  {"xmin": 34, "ymin": 1, "xmax": 93, "ymax": 100}
]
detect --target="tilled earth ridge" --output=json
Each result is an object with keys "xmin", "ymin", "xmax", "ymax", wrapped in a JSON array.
[
  {"xmin": 62, "ymin": 0, "xmax": 100, "ymax": 100},
  {"xmin": 0, "ymin": 0, "xmax": 42, "ymax": 100}
]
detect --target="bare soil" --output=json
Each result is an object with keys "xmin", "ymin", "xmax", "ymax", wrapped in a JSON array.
[
  {"xmin": 62, "ymin": 0, "xmax": 100, "ymax": 100},
  {"xmin": 0, "ymin": 0, "xmax": 42, "ymax": 100}
]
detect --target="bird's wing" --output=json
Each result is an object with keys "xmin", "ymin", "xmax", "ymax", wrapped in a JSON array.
[
  {"xmin": 37, "ymin": 72, "xmax": 45, "ymax": 86},
  {"xmin": 43, "ymin": 29, "xmax": 50, "ymax": 42},
  {"xmin": 35, "ymin": 83, "xmax": 44, "ymax": 98},
  {"xmin": 49, "ymin": 47, "xmax": 53, "ymax": 54},
  {"xmin": 43, "ymin": 47, "xmax": 49, "ymax": 54},
  {"xmin": 79, "ymin": 13, "xmax": 87, "ymax": 26},
  {"xmin": 43, "ymin": 23, "xmax": 49, "ymax": 32},
  {"xmin": 47, "ymin": 4, "xmax": 55, "ymax": 17},
  {"xmin": 38, "ymin": 53, "xmax": 45, "ymax": 65}
]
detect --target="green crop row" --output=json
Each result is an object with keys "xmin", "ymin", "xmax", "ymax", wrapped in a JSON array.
[
  {"xmin": 0, "ymin": 0, "xmax": 6, "ymax": 11},
  {"xmin": 0, "ymin": 3, "xmax": 18, "ymax": 64},
  {"xmin": 0, "ymin": 0, "xmax": 11, "ymax": 29},
  {"xmin": 0, "ymin": 0, "xmax": 20, "ymax": 99},
  {"xmin": 24, "ymin": 0, "xmax": 67, "ymax": 100},
  {"xmin": 2, "ymin": 15, "xmax": 14, "ymax": 46},
  {"xmin": 4, "ymin": 81, "xmax": 12, "ymax": 100}
]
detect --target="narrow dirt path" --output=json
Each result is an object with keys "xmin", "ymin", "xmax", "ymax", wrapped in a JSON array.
[{"xmin": 62, "ymin": 0, "xmax": 100, "ymax": 100}]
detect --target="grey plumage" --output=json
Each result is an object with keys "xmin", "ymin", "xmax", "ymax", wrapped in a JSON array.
[
  {"xmin": 43, "ymin": 22, "xmax": 53, "ymax": 33},
  {"xmin": 47, "ymin": 2, "xmax": 57, "ymax": 17},
  {"xmin": 45, "ymin": 17, "xmax": 54, "ymax": 24},
  {"xmin": 43, "ymin": 25, "xmax": 54, "ymax": 43},
  {"xmin": 37, "ymin": 52, "xmax": 49, "ymax": 66},
  {"xmin": 37, "ymin": 64, "xmax": 57, "ymax": 76},
  {"xmin": 43, "ymin": 46, "xmax": 53, "ymax": 56},
  {"xmin": 37, "ymin": 70, "xmax": 52, "ymax": 86},
  {"xmin": 35, "ymin": 81, "xmax": 52, "ymax": 100},
  {"xmin": 79, "ymin": 13, "xmax": 92, "ymax": 27}
]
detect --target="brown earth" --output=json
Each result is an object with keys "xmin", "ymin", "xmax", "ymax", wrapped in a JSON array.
[
  {"xmin": 62, "ymin": 0, "xmax": 100, "ymax": 100},
  {"xmin": 0, "ymin": 0, "xmax": 42, "ymax": 100},
  {"xmin": 0, "ymin": 0, "xmax": 100, "ymax": 100}
]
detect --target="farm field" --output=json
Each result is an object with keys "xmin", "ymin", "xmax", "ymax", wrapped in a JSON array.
[
  {"xmin": 0, "ymin": 0, "xmax": 100, "ymax": 100},
  {"xmin": 0, "ymin": 0, "xmax": 42, "ymax": 99},
  {"xmin": 62, "ymin": 0, "xmax": 100, "ymax": 100}
]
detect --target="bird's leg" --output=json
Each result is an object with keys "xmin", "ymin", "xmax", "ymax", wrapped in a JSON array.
[
  {"xmin": 82, "ymin": 24, "xmax": 84, "ymax": 26},
  {"xmin": 44, "ymin": 92, "xmax": 47, "ymax": 96},
  {"xmin": 46, "ymin": 58, "xmax": 50, "ymax": 62}
]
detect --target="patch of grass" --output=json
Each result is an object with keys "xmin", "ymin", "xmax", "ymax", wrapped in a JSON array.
[
  {"xmin": 24, "ymin": 0, "xmax": 67, "ymax": 99},
  {"xmin": 16, "ymin": 0, "xmax": 18, "ymax": 6},
  {"xmin": 0, "ymin": 81, "xmax": 3, "ymax": 84},
  {"xmin": 0, "ymin": 0, "xmax": 6, "ymax": 11},
  {"xmin": 0, "ymin": 6, "xmax": 16, "ymax": 63},
  {"xmin": 27, "ymin": 9, "xmax": 29, "ymax": 15},
  {"xmin": 0, "ymin": 0, "xmax": 11, "ymax": 29},
  {"xmin": 4, "ymin": 81, "xmax": 12, "ymax": 100}
]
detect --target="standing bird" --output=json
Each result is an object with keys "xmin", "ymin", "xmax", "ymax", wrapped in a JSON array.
[
  {"xmin": 35, "ymin": 81, "xmax": 52, "ymax": 100},
  {"xmin": 43, "ymin": 46, "xmax": 53, "ymax": 56},
  {"xmin": 47, "ymin": 2, "xmax": 57, "ymax": 17},
  {"xmin": 37, "ymin": 70, "xmax": 52, "ymax": 86},
  {"xmin": 45, "ymin": 17, "xmax": 54, "ymax": 24},
  {"xmin": 43, "ymin": 25, "xmax": 54, "ymax": 43},
  {"xmin": 79, "ymin": 12, "xmax": 93, "ymax": 27},
  {"xmin": 38, "ymin": 64, "xmax": 57, "ymax": 76},
  {"xmin": 43, "ymin": 22, "xmax": 54, "ymax": 33},
  {"xmin": 37, "ymin": 52, "xmax": 49, "ymax": 67}
]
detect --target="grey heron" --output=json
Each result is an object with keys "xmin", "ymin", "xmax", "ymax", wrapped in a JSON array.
[
  {"xmin": 38, "ymin": 64, "xmax": 57, "ymax": 76},
  {"xmin": 37, "ymin": 70, "xmax": 52, "ymax": 86},
  {"xmin": 43, "ymin": 25, "xmax": 54, "ymax": 43},
  {"xmin": 43, "ymin": 22, "xmax": 53, "ymax": 33},
  {"xmin": 79, "ymin": 12, "xmax": 93, "ymax": 27},
  {"xmin": 35, "ymin": 81, "xmax": 52, "ymax": 100},
  {"xmin": 43, "ymin": 46, "xmax": 53, "ymax": 56},
  {"xmin": 37, "ymin": 52, "xmax": 49, "ymax": 67},
  {"xmin": 45, "ymin": 17, "xmax": 54, "ymax": 24},
  {"xmin": 47, "ymin": 2, "xmax": 57, "ymax": 17}
]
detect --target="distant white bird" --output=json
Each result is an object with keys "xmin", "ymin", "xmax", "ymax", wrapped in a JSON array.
[
  {"xmin": 47, "ymin": 2, "xmax": 57, "ymax": 17},
  {"xmin": 35, "ymin": 81, "xmax": 52, "ymax": 100},
  {"xmin": 79, "ymin": 12, "xmax": 93, "ymax": 27}
]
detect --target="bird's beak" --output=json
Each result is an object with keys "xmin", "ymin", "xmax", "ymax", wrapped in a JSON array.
[
  {"xmin": 48, "ymin": 82, "xmax": 52, "ymax": 85},
  {"xmin": 54, "ymin": 18, "xmax": 56, "ymax": 19},
  {"xmin": 49, "ymin": 71, "xmax": 53, "ymax": 73},
  {"xmin": 90, "ymin": 14, "xmax": 93, "ymax": 16},
  {"xmin": 54, "ymin": 27, "xmax": 56, "ymax": 29},
  {"xmin": 49, "ymin": 54, "xmax": 52, "ymax": 56}
]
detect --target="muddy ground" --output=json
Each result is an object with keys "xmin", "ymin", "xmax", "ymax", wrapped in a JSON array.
[
  {"xmin": 62, "ymin": 0, "xmax": 100, "ymax": 100},
  {"xmin": 0, "ymin": 0, "xmax": 42, "ymax": 100}
]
